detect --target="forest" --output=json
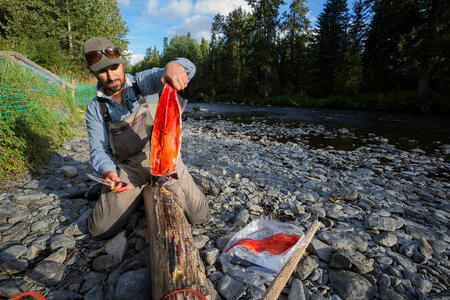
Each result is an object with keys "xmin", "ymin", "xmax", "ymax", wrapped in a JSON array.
[{"xmin": 1, "ymin": 0, "xmax": 449, "ymax": 113}]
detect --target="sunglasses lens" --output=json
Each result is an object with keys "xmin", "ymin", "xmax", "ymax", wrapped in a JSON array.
[
  {"xmin": 86, "ymin": 51, "xmax": 102, "ymax": 63},
  {"xmin": 105, "ymin": 47, "xmax": 120, "ymax": 59}
]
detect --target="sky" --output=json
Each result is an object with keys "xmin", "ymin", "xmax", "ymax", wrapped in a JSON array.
[{"xmin": 117, "ymin": 0, "xmax": 357, "ymax": 65}]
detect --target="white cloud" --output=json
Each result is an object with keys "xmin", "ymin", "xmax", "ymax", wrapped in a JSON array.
[
  {"xmin": 167, "ymin": 15, "xmax": 212, "ymax": 42},
  {"xmin": 147, "ymin": 0, "xmax": 194, "ymax": 19},
  {"xmin": 193, "ymin": 0, "xmax": 251, "ymax": 15},
  {"xmin": 146, "ymin": 0, "xmax": 158, "ymax": 12},
  {"xmin": 117, "ymin": 0, "xmax": 130, "ymax": 6},
  {"xmin": 123, "ymin": 50, "xmax": 145, "ymax": 65},
  {"xmin": 141, "ymin": 0, "xmax": 253, "ymax": 46}
]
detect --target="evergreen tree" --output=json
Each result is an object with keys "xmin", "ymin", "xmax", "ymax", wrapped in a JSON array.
[
  {"xmin": 279, "ymin": 0, "xmax": 310, "ymax": 94},
  {"xmin": 308, "ymin": 0, "xmax": 350, "ymax": 96},
  {"xmin": 247, "ymin": 0, "xmax": 285, "ymax": 96},
  {"xmin": 221, "ymin": 7, "xmax": 253, "ymax": 93}
]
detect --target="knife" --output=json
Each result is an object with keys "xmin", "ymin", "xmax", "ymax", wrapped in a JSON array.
[{"xmin": 87, "ymin": 174, "xmax": 128, "ymax": 190}]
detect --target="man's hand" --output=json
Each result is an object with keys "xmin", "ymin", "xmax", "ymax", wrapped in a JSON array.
[
  {"xmin": 102, "ymin": 171, "xmax": 132, "ymax": 194},
  {"xmin": 161, "ymin": 62, "xmax": 189, "ymax": 91}
]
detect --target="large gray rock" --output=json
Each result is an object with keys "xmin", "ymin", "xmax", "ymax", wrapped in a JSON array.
[
  {"xmin": 288, "ymin": 278, "xmax": 305, "ymax": 300},
  {"xmin": 0, "ymin": 278, "xmax": 30, "ymax": 298},
  {"xmin": 317, "ymin": 231, "xmax": 368, "ymax": 252},
  {"xmin": 105, "ymin": 231, "xmax": 127, "ymax": 261},
  {"xmin": 380, "ymin": 288, "xmax": 405, "ymax": 300},
  {"xmin": 84, "ymin": 284, "xmax": 103, "ymax": 300},
  {"xmin": 49, "ymin": 234, "xmax": 76, "ymax": 251},
  {"xmin": 0, "ymin": 245, "xmax": 27, "ymax": 262},
  {"xmin": 307, "ymin": 238, "xmax": 332, "ymax": 263},
  {"xmin": 294, "ymin": 255, "xmax": 319, "ymax": 280},
  {"xmin": 329, "ymin": 250, "xmax": 374, "ymax": 274},
  {"xmin": 364, "ymin": 215, "xmax": 402, "ymax": 231},
  {"xmin": 46, "ymin": 290, "xmax": 83, "ymax": 300},
  {"xmin": 387, "ymin": 251, "xmax": 417, "ymax": 273},
  {"xmin": 61, "ymin": 165, "xmax": 78, "ymax": 178},
  {"xmin": 27, "ymin": 260, "xmax": 67, "ymax": 286},
  {"xmin": 329, "ymin": 269, "xmax": 375, "ymax": 300},
  {"xmin": 218, "ymin": 275, "xmax": 246, "ymax": 300},
  {"xmin": 0, "ymin": 259, "xmax": 28, "ymax": 274},
  {"xmin": 93, "ymin": 255, "xmax": 119, "ymax": 273},
  {"xmin": 114, "ymin": 268, "xmax": 152, "ymax": 300},
  {"xmin": 374, "ymin": 232, "xmax": 398, "ymax": 247}
]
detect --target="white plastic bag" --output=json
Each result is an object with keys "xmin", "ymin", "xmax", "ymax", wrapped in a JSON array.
[{"xmin": 219, "ymin": 218, "xmax": 305, "ymax": 286}]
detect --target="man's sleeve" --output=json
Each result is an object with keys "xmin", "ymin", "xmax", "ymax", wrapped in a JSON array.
[
  {"xmin": 85, "ymin": 101, "xmax": 116, "ymax": 176},
  {"xmin": 135, "ymin": 57, "xmax": 196, "ymax": 96}
]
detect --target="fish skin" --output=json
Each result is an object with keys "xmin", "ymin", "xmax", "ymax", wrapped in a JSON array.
[
  {"xmin": 150, "ymin": 83, "xmax": 181, "ymax": 176},
  {"xmin": 225, "ymin": 233, "xmax": 301, "ymax": 255}
]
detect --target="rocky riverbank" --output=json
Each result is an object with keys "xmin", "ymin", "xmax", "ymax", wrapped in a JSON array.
[{"xmin": 0, "ymin": 113, "xmax": 449, "ymax": 300}]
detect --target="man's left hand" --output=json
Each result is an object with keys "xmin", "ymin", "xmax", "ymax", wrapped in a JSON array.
[{"xmin": 161, "ymin": 62, "xmax": 189, "ymax": 91}]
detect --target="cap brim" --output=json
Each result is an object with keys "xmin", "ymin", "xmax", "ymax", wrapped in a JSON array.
[{"xmin": 89, "ymin": 57, "xmax": 125, "ymax": 72}]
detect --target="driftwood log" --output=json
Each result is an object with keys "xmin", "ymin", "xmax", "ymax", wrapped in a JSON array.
[{"xmin": 143, "ymin": 185, "xmax": 211, "ymax": 300}]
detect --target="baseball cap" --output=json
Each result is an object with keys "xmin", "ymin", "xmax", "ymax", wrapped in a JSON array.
[{"xmin": 82, "ymin": 37, "xmax": 125, "ymax": 72}]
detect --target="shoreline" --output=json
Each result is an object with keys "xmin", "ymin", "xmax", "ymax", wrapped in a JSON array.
[{"xmin": 0, "ymin": 116, "xmax": 448, "ymax": 299}]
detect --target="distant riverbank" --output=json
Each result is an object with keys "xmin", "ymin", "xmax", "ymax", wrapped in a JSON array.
[{"xmin": 200, "ymin": 90, "xmax": 450, "ymax": 115}]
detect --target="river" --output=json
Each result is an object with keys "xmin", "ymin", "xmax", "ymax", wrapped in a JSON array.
[{"xmin": 185, "ymin": 102, "xmax": 450, "ymax": 155}]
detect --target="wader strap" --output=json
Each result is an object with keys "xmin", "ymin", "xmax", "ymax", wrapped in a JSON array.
[
  {"xmin": 132, "ymin": 81, "xmax": 146, "ymax": 105},
  {"xmin": 98, "ymin": 99, "xmax": 111, "ymax": 125}
]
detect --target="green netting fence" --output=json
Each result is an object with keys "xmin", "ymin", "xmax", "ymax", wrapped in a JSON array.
[
  {"xmin": 61, "ymin": 76, "xmax": 96, "ymax": 107},
  {"xmin": 0, "ymin": 54, "xmax": 96, "ymax": 121}
]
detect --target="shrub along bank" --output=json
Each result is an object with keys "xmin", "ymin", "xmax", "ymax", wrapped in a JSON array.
[{"xmin": 0, "ymin": 57, "xmax": 82, "ymax": 181}]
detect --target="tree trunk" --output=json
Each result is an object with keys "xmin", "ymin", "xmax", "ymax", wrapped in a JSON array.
[
  {"xmin": 66, "ymin": 0, "xmax": 73, "ymax": 59},
  {"xmin": 143, "ymin": 185, "xmax": 211, "ymax": 300},
  {"xmin": 418, "ymin": 57, "xmax": 431, "ymax": 98}
]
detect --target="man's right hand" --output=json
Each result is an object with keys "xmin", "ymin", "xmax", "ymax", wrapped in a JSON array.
[{"xmin": 102, "ymin": 171, "xmax": 132, "ymax": 193}]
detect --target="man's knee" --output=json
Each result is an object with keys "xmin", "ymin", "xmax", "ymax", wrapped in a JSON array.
[{"xmin": 187, "ymin": 207, "xmax": 210, "ymax": 225}]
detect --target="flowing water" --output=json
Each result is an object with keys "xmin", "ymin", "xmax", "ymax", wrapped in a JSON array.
[{"xmin": 184, "ymin": 102, "xmax": 450, "ymax": 154}]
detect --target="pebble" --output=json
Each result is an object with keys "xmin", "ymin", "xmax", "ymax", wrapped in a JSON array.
[{"xmin": 0, "ymin": 112, "xmax": 447, "ymax": 300}]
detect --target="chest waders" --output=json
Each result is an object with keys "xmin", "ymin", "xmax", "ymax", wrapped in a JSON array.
[{"xmin": 88, "ymin": 83, "xmax": 210, "ymax": 239}]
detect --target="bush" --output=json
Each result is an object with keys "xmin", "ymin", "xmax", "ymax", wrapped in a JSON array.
[{"xmin": 0, "ymin": 56, "xmax": 82, "ymax": 180}]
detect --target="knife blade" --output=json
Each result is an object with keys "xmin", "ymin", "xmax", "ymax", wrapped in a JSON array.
[{"xmin": 87, "ymin": 174, "xmax": 128, "ymax": 190}]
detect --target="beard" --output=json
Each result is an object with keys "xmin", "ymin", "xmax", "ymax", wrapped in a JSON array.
[{"xmin": 105, "ymin": 77, "xmax": 125, "ymax": 94}]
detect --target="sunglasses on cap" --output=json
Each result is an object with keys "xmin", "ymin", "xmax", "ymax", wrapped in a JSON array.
[{"xmin": 85, "ymin": 47, "xmax": 120, "ymax": 63}]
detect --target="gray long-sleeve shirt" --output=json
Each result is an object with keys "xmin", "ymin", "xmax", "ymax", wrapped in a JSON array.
[{"xmin": 85, "ymin": 57, "xmax": 196, "ymax": 176}]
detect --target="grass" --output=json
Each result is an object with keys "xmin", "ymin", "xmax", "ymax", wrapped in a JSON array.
[{"xmin": 0, "ymin": 56, "xmax": 83, "ymax": 181}]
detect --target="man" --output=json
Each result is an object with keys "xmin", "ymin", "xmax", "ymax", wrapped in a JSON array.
[{"xmin": 83, "ymin": 37, "xmax": 212, "ymax": 239}]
